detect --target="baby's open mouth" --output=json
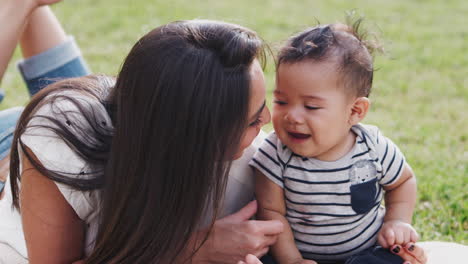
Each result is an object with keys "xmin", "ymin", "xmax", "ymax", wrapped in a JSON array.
[{"xmin": 288, "ymin": 132, "xmax": 311, "ymax": 139}]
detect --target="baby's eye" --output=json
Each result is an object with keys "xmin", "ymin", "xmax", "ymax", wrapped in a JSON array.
[
  {"xmin": 274, "ymin": 100, "xmax": 287, "ymax": 105},
  {"xmin": 305, "ymin": 105, "xmax": 321, "ymax": 110}
]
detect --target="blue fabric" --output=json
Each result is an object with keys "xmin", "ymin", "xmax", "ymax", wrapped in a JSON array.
[
  {"xmin": 260, "ymin": 254, "xmax": 345, "ymax": 264},
  {"xmin": 350, "ymin": 178, "xmax": 379, "ymax": 214},
  {"xmin": 259, "ymin": 246, "xmax": 403, "ymax": 264},
  {"xmin": 260, "ymin": 254, "xmax": 279, "ymax": 264},
  {"xmin": 17, "ymin": 36, "xmax": 90, "ymax": 96},
  {"xmin": 345, "ymin": 246, "xmax": 403, "ymax": 264},
  {"xmin": 0, "ymin": 107, "xmax": 23, "ymax": 160},
  {"xmin": 23, "ymin": 57, "xmax": 89, "ymax": 96}
]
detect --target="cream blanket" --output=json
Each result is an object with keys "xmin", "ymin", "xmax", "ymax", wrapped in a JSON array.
[{"xmin": 0, "ymin": 241, "xmax": 466, "ymax": 263}]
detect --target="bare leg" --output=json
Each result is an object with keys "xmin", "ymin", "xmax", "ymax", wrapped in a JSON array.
[
  {"xmin": 20, "ymin": 6, "xmax": 67, "ymax": 59},
  {"xmin": 0, "ymin": 0, "xmax": 36, "ymax": 81},
  {"xmin": 17, "ymin": 4, "xmax": 90, "ymax": 96}
]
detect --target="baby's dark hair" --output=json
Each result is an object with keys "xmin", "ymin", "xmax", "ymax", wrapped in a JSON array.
[{"xmin": 277, "ymin": 17, "xmax": 381, "ymax": 97}]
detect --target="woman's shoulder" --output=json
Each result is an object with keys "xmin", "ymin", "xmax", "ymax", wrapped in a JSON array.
[
  {"xmin": 19, "ymin": 87, "xmax": 110, "ymax": 221},
  {"xmin": 22, "ymin": 89, "xmax": 111, "ymax": 170}
]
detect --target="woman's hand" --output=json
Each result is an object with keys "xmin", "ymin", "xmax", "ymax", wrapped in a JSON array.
[
  {"xmin": 237, "ymin": 254, "xmax": 263, "ymax": 264},
  {"xmin": 237, "ymin": 254, "xmax": 318, "ymax": 264},
  {"xmin": 290, "ymin": 259, "xmax": 317, "ymax": 264},
  {"xmin": 390, "ymin": 243, "xmax": 428, "ymax": 264},
  {"xmin": 196, "ymin": 200, "xmax": 284, "ymax": 264},
  {"xmin": 298, "ymin": 260, "xmax": 317, "ymax": 264}
]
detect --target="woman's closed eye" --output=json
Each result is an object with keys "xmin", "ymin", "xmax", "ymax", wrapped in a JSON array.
[
  {"xmin": 249, "ymin": 117, "xmax": 263, "ymax": 127},
  {"xmin": 273, "ymin": 100, "xmax": 287, "ymax": 105}
]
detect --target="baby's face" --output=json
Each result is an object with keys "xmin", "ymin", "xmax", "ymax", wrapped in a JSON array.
[{"xmin": 273, "ymin": 61, "xmax": 355, "ymax": 161}]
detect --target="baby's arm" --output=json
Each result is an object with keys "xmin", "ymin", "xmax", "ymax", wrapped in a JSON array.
[
  {"xmin": 378, "ymin": 163, "xmax": 419, "ymax": 248},
  {"xmin": 255, "ymin": 169, "xmax": 316, "ymax": 264}
]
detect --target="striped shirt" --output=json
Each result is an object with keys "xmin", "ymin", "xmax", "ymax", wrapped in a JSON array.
[{"xmin": 250, "ymin": 124, "xmax": 406, "ymax": 262}]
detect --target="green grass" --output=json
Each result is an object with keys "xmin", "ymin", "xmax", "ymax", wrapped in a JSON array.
[{"xmin": 1, "ymin": 0, "xmax": 466, "ymax": 243}]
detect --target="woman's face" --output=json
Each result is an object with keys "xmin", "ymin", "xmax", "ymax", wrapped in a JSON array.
[{"xmin": 234, "ymin": 59, "xmax": 271, "ymax": 159}]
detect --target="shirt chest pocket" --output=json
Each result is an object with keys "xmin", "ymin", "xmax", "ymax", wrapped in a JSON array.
[{"xmin": 349, "ymin": 160, "xmax": 380, "ymax": 214}]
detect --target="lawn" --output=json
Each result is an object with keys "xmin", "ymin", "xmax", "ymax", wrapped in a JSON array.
[{"xmin": 1, "ymin": 0, "xmax": 466, "ymax": 243}]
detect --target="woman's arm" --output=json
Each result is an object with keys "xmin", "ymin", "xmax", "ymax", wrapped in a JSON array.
[{"xmin": 20, "ymin": 148, "xmax": 85, "ymax": 263}]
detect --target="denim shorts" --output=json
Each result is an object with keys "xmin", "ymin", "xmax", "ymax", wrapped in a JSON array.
[
  {"xmin": 0, "ymin": 107, "xmax": 24, "ymax": 160},
  {"xmin": 0, "ymin": 36, "xmax": 90, "ymax": 162}
]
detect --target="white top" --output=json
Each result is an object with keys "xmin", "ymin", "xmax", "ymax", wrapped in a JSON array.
[
  {"xmin": 0, "ymin": 90, "xmax": 265, "ymax": 259},
  {"xmin": 250, "ymin": 124, "xmax": 406, "ymax": 262}
]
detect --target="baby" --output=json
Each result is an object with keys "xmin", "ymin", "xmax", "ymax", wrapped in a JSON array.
[{"xmin": 250, "ymin": 21, "xmax": 419, "ymax": 264}]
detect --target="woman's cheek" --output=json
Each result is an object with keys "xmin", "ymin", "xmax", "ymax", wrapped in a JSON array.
[{"xmin": 234, "ymin": 127, "xmax": 258, "ymax": 159}]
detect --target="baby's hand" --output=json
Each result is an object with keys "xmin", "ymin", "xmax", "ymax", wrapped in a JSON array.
[{"xmin": 378, "ymin": 220, "xmax": 419, "ymax": 248}]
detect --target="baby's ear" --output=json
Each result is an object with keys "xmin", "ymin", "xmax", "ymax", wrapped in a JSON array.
[{"xmin": 348, "ymin": 97, "xmax": 370, "ymax": 125}]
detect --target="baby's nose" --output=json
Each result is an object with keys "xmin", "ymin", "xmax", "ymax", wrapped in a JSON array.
[{"xmin": 285, "ymin": 109, "xmax": 304, "ymax": 124}]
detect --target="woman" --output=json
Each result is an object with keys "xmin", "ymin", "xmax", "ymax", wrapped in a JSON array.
[
  {"xmin": 2, "ymin": 1, "xmax": 280, "ymax": 263},
  {"xmin": 0, "ymin": 1, "xmax": 434, "ymax": 264}
]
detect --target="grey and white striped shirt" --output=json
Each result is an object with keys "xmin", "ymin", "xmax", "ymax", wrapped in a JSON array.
[{"xmin": 250, "ymin": 124, "xmax": 406, "ymax": 262}]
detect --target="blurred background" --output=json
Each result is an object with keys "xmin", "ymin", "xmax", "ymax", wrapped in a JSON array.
[{"xmin": 1, "ymin": 0, "xmax": 466, "ymax": 243}]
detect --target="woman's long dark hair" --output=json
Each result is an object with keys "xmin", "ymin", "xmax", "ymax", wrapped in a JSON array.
[
  {"xmin": 10, "ymin": 75, "xmax": 115, "ymax": 207},
  {"xmin": 10, "ymin": 20, "xmax": 264, "ymax": 263}
]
